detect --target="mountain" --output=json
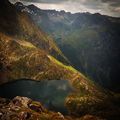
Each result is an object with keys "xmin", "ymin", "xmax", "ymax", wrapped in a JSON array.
[
  {"xmin": 0, "ymin": 0, "xmax": 69, "ymax": 65},
  {"xmin": 15, "ymin": 3, "xmax": 120, "ymax": 92},
  {"xmin": 1, "ymin": 31, "xmax": 111, "ymax": 119},
  {"xmin": 0, "ymin": 1, "xmax": 120, "ymax": 119},
  {"xmin": 0, "ymin": 0, "xmax": 89, "ymax": 90},
  {"xmin": 0, "ymin": 0, "xmax": 100, "ymax": 106}
]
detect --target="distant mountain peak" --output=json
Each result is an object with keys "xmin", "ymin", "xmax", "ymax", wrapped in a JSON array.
[
  {"xmin": 28, "ymin": 4, "xmax": 38, "ymax": 8},
  {"xmin": 14, "ymin": 2, "xmax": 24, "ymax": 7}
]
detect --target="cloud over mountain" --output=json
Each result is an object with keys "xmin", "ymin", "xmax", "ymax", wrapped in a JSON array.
[{"xmin": 10, "ymin": 0, "xmax": 120, "ymax": 17}]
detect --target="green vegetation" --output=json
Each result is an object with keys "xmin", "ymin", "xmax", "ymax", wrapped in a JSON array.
[{"xmin": 48, "ymin": 55, "xmax": 78, "ymax": 73}]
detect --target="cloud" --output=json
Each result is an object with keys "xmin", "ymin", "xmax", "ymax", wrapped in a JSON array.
[
  {"xmin": 9, "ymin": 0, "xmax": 120, "ymax": 17},
  {"xmin": 11, "ymin": 0, "xmax": 68, "ymax": 3}
]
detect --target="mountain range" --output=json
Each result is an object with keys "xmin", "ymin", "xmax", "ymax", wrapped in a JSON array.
[{"xmin": 15, "ymin": 2, "xmax": 120, "ymax": 92}]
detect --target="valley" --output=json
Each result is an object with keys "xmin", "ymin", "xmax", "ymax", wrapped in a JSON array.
[
  {"xmin": 15, "ymin": 3, "xmax": 120, "ymax": 92},
  {"xmin": 0, "ymin": 0, "xmax": 120, "ymax": 120}
]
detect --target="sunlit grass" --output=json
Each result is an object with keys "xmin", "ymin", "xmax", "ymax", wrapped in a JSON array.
[
  {"xmin": 48, "ymin": 55, "xmax": 78, "ymax": 73},
  {"xmin": 16, "ymin": 40, "xmax": 37, "ymax": 49}
]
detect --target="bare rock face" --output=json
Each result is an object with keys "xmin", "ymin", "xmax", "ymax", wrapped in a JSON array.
[
  {"xmin": 10, "ymin": 96, "xmax": 32, "ymax": 108},
  {"xmin": 28, "ymin": 101, "xmax": 45, "ymax": 113},
  {"xmin": 0, "ymin": 96, "xmax": 67, "ymax": 120},
  {"xmin": 0, "ymin": 96, "xmax": 105, "ymax": 120}
]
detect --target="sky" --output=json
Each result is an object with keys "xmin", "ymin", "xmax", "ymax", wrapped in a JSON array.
[{"xmin": 10, "ymin": 0, "xmax": 120, "ymax": 17}]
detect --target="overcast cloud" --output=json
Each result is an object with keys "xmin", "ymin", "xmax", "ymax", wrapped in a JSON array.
[{"xmin": 10, "ymin": 0, "xmax": 120, "ymax": 17}]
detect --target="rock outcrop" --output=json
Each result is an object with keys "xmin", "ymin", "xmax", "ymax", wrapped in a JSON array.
[{"xmin": 0, "ymin": 96, "xmax": 104, "ymax": 120}]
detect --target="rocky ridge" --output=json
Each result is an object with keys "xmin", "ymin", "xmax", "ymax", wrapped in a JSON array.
[{"xmin": 0, "ymin": 96, "xmax": 104, "ymax": 120}]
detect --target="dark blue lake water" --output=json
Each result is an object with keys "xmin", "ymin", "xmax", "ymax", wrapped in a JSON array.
[{"xmin": 0, "ymin": 79, "xmax": 74, "ymax": 114}]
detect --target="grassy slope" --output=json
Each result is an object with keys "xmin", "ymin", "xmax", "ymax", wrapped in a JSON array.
[
  {"xmin": 0, "ymin": 1, "xmax": 68, "ymax": 65},
  {"xmin": 0, "ymin": 32, "xmax": 105, "ymax": 106},
  {"xmin": 1, "ymin": 33, "xmax": 118, "ymax": 120},
  {"xmin": 0, "ymin": 32, "xmax": 91, "ymax": 88},
  {"xmin": 1, "ymin": 32, "xmax": 114, "ymax": 119}
]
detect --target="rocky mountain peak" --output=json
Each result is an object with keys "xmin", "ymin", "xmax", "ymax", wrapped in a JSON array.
[
  {"xmin": 14, "ymin": 2, "xmax": 24, "ymax": 8},
  {"xmin": 0, "ymin": 96, "xmax": 104, "ymax": 120}
]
